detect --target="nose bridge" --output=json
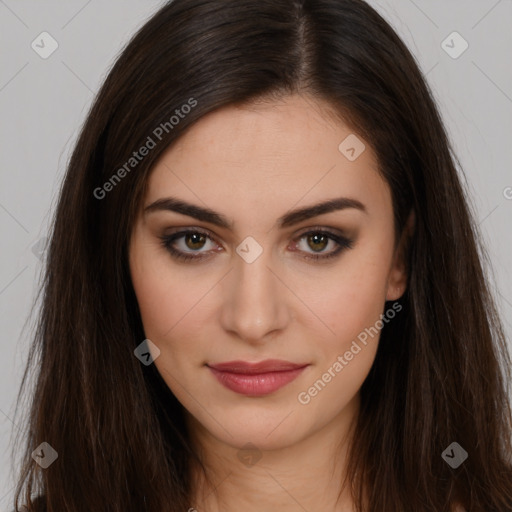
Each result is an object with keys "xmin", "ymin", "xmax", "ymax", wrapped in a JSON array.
[{"xmin": 220, "ymin": 242, "xmax": 288, "ymax": 341}]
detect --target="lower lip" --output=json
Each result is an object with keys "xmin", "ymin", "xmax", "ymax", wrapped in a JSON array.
[{"xmin": 208, "ymin": 366, "xmax": 307, "ymax": 396}]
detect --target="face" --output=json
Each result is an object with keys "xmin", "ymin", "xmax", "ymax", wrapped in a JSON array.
[{"xmin": 129, "ymin": 93, "xmax": 408, "ymax": 452}]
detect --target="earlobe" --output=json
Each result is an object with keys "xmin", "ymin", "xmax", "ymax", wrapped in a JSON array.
[{"xmin": 385, "ymin": 210, "xmax": 415, "ymax": 301}]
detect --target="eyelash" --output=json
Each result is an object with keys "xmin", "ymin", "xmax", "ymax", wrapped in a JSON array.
[{"xmin": 159, "ymin": 228, "xmax": 354, "ymax": 263}]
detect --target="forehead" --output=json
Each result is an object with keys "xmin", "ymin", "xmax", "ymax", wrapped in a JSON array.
[{"xmin": 145, "ymin": 94, "xmax": 390, "ymax": 222}]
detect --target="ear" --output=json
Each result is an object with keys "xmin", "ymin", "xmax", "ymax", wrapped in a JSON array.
[{"xmin": 386, "ymin": 210, "xmax": 415, "ymax": 301}]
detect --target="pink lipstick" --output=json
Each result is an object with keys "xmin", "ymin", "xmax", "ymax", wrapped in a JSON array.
[{"xmin": 207, "ymin": 359, "xmax": 308, "ymax": 396}]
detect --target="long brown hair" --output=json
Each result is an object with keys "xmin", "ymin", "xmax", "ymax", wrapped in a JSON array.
[{"xmin": 11, "ymin": 0, "xmax": 512, "ymax": 510}]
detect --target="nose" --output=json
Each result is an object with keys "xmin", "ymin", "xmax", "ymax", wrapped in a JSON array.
[{"xmin": 220, "ymin": 247, "xmax": 290, "ymax": 344}]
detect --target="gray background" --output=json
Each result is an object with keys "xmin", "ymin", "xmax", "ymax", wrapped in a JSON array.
[{"xmin": 1, "ymin": 0, "xmax": 511, "ymax": 506}]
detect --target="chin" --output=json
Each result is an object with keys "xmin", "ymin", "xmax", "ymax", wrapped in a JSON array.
[{"xmin": 191, "ymin": 408, "xmax": 309, "ymax": 451}]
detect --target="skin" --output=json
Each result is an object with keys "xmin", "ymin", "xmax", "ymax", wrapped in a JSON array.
[{"xmin": 129, "ymin": 93, "xmax": 412, "ymax": 511}]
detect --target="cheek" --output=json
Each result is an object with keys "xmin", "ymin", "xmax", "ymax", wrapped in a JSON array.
[
  {"xmin": 129, "ymin": 238, "xmax": 208, "ymax": 344},
  {"xmin": 130, "ymin": 244, "xmax": 211, "ymax": 401},
  {"xmin": 295, "ymin": 272, "xmax": 387, "ymax": 421},
  {"xmin": 293, "ymin": 241, "xmax": 392, "ymax": 412},
  {"xmin": 299, "ymin": 245, "xmax": 392, "ymax": 350}
]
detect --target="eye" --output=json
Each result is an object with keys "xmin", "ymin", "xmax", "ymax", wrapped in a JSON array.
[
  {"xmin": 159, "ymin": 229, "xmax": 220, "ymax": 262},
  {"xmin": 159, "ymin": 228, "xmax": 354, "ymax": 263},
  {"xmin": 291, "ymin": 229, "xmax": 354, "ymax": 261}
]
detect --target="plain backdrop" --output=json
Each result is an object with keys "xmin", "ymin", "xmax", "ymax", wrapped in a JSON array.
[{"xmin": 1, "ymin": 0, "xmax": 511, "ymax": 507}]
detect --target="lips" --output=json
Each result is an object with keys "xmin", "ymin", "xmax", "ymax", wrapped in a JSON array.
[
  {"xmin": 208, "ymin": 359, "xmax": 308, "ymax": 374},
  {"xmin": 207, "ymin": 359, "xmax": 309, "ymax": 396}
]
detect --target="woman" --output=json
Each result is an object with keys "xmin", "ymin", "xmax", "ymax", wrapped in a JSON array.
[{"xmin": 11, "ymin": 0, "xmax": 512, "ymax": 510}]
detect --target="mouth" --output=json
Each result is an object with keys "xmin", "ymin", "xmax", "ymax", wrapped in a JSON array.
[{"xmin": 206, "ymin": 359, "xmax": 309, "ymax": 396}]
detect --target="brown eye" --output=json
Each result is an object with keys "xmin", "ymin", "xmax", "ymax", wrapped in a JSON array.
[
  {"xmin": 160, "ymin": 228, "xmax": 354, "ymax": 264},
  {"xmin": 293, "ymin": 229, "xmax": 354, "ymax": 262},
  {"xmin": 184, "ymin": 232, "xmax": 207, "ymax": 250},
  {"xmin": 159, "ymin": 229, "xmax": 219, "ymax": 262},
  {"xmin": 306, "ymin": 233, "xmax": 329, "ymax": 252}
]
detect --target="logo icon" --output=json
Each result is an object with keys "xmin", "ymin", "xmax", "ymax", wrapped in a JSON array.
[
  {"xmin": 31, "ymin": 442, "xmax": 58, "ymax": 468},
  {"xmin": 31, "ymin": 32, "xmax": 59, "ymax": 59},
  {"xmin": 237, "ymin": 442, "xmax": 262, "ymax": 467},
  {"xmin": 338, "ymin": 134, "xmax": 366, "ymax": 161},
  {"xmin": 441, "ymin": 442, "xmax": 468, "ymax": 469},
  {"xmin": 441, "ymin": 32, "xmax": 469, "ymax": 59},
  {"xmin": 134, "ymin": 339, "xmax": 161, "ymax": 365},
  {"xmin": 31, "ymin": 237, "xmax": 48, "ymax": 260},
  {"xmin": 236, "ymin": 236, "xmax": 263, "ymax": 264}
]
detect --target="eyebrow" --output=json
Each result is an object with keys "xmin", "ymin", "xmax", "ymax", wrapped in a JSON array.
[{"xmin": 144, "ymin": 195, "xmax": 367, "ymax": 229}]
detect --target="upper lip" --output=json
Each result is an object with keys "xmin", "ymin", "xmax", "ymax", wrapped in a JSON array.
[{"xmin": 207, "ymin": 359, "xmax": 309, "ymax": 374}]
